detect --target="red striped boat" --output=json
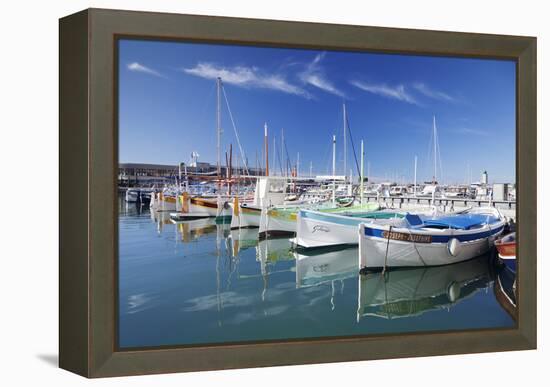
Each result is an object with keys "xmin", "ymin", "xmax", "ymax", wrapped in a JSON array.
[{"xmin": 495, "ymin": 232, "xmax": 516, "ymax": 273}]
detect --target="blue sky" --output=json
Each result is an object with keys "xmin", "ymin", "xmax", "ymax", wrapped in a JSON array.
[{"xmin": 118, "ymin": 39, "xmax": 516, "ymax": 184}]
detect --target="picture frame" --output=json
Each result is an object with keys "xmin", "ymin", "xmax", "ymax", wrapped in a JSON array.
[{"xmin": 59, "ymin": 8, "xmax": 537, "ymax": 378}]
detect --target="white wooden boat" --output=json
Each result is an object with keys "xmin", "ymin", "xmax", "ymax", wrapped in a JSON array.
[
  {"xmin": 260, "ymin": 201, "xmax": 379, "ymax": 240},
  {"xmin": 230, "ymin": 176, "xmax": 288, "ymax": 229},
  {"xmin": 151, "ymin": 191, "xmax": 178, "ymax": 212},
  {"xmin": 188, "ymin": 196, "xmax": 232, "ymax": 218},
  {"xmin": 169, "ymin": 193, "xmax": 232, "ymax": 221},
  {"xmin": 293, "ymin": 207, "xmax": 401, "ymax": 249},
  {"xmin": 495, "ymin": 232, "xmax": 516, "ymax": 273},
  {"xmin": 358, "ymin": 207, "xmax": 506, "ymax": 269}
]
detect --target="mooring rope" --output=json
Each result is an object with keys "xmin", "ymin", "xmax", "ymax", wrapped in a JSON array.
[{"xmin": 407, "ymin": 226, "xmax": 428, "ymax": 267}]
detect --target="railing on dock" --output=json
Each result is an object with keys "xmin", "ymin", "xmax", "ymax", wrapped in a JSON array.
[{"xmin": 362, "ymin": 195, "xmax": 516, "ymax": 211}]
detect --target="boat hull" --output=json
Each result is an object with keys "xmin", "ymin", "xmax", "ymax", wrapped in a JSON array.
[
  {"xmin": 499, "ymin": 256, "xmax": 516, "ymax": 273},
  {"xmin": 294, "ymin": 210, "xmax": 365, "ymax": 248},
  {"xmin": 230, "ymin": 203, "xmax": 262, "ymax": 229},
  {"xmin": 151, "ymin": 193, "xmax": 178, "ymax": 212},
  {"xmin": 261, "ymin": 202, "xmax": 382, "ymax": 240},
  {"xmin": 259, "ymin": 207, "xmax": 297, "ymax": 239},
  {"xmin": 359, "ymin": 222, "xmax": 505, "ymax": 268},
  {"xmin": 293, "ymin": 206, "xmax": 391, "ymax": 249},
  {"xmin": 495, "ymin": 233, "xmax": 516, "ymax": 272},
  {"xmin": 189, "ymin": 197, "xmax": 232, "ymax": 218}
]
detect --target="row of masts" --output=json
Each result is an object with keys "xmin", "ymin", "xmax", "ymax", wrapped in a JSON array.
[
  {"xmin": 216, "ymin": 75, "xmax": 356, "ymax": 182},
  {"xmin": 213, "ymin": 76, "xmax": 441, "ymax": 190}
]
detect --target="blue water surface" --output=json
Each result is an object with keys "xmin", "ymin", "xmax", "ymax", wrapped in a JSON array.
[{"xmin": 118, "ymin": 200, "xmax": 515, "ymax": 349}]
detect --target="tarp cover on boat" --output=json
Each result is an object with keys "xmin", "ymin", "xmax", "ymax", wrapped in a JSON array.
[{"xmin": 423, "ymin": 214, "xmax": 499, "ymax": 230}]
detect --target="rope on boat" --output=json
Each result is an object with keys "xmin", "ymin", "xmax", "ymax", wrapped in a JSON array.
[
  {"xmin": 345, "ymin": 113, "xmax": 361, "ymax": 177},
  {"xmin": 487, "ymin": 220, "xmax": 494, "ymax": 250},
  {"xmin": 408, "ymin": 227, "xmax": 428, "ymax": 267},
  {"xmin": 221, "ymin": 85, "xmax": 251, "ymax": 180},
  {"xmin": 382, "ymin": 225, "xmax": 392, "ymax": 275}
]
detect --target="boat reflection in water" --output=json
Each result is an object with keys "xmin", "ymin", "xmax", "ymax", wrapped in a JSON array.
[
  {"xmin": 119, "ymin": 197, "xmax": 517, "ymax": 347},
  {"xmin": 294, "ymin": 247, "xmax": 358, "ymax": 310},
  {"xmin": 174, "ymin": 218, "xmax": 218, "ymax": 242},
  {"xmin": 256, "ymin": 237, "xmax": 294, "ymax": 275},
  {"xmin": 494, "ymin": 264, "xmax": 517, "ymax": 322},
  {"xmin": 294, "ymin": 247, "xmax": 357, "ymax": 288},
  {"xmin": 357, "ymin": 255, "xmax": 493, "ymax": 322},
  {"xmin": 228, "ymin": 228, "xmax": 259, "ymax": 257},
  {"xmin": 150, "ymin": 208, "xmax": 174, "ymax": 234}
]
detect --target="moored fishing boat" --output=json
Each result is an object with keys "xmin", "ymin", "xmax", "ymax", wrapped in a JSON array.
[
  {"xmin": 494, "ymin": 232, "xmax": 516, "ymax": 273},
  {"xmin": 493, "ymin": 264, "xmax": 517, "ymax": 321},
  {"xmin": 230, "ymin": 174, "xmax": 288, "ymax": 229},
  {"xmin": 260, "ymin": 201, "xmax": 380, "ymax": 240},
  {"xmin": 169, "ymin": 191, "xmax": 232, "ymax": 221},
  {"xmin": 189, "ymin": 195, "xmax": 232, "ymax": 218},
  {"xmin": 125, "ymin": 188, "xmax": 153, "ymax": 205},
  {"xmin": 293, "ymin": 207, "xmax": 400, "ymax": 249},
  {"xmin": 358, "ymin": 207, "xmax": 506, "ymax": 269},
  {"xmin": 151, "ymin": 190, "xmax": 179, "ymax": 212}
]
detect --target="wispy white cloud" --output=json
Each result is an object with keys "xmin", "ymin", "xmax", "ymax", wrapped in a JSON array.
[
  {"xmin": 127, "ymin": 62, "xmax": 165, "ymax": 78},
  {"xmin": 299, "ymin": 53, "xmax": 346, "ymax": 98},
  {"xmin": 412, "ymin": 83, "xmax": 455, "ymax": 102},
  {"xmin": 350, "ymin": 80, "xmax": 418, "ymax": 105},
  {"xmin": 449, "ymin": 127, "xmax": 489, "ymax": 136},
  {"xmin": 183, "ymin": 62, "xmax": 311, "ymax": 98}
]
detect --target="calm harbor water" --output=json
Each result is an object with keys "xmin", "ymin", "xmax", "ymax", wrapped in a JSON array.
[{"xmin": 118, "ymin": 198, "xmax": 515, "ymax": 349}]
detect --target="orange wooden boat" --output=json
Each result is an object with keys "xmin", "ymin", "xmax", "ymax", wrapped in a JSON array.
[{"xmin": 495, "ymin": 232, "xmax": 516, "ymax": 272}]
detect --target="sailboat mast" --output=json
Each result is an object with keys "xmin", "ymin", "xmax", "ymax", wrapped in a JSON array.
[
  {"xmin": 272, "ymin": 137, "xmax": 276, "ymax": 176},
  {"xmin": 264, "ymin": 123, "xmax": 269, "ymax": 177},
  {"xmin": 281, "ymin": 128, "xmax": 285, "ymax": 178},
  {"xmin": 297, "ymin": 152, "xmax": 300, "ymax": 178},
  {"xmin": 216, "ymin": 77, "xmax": 222, "ymax": 183},
  {"xmin": 414, "ymin": 155, "xmax": 418, "ymax": 196},
  {"xmin": 332, "ymin": 134, "xmax": 336, "ymax": 206},
  {"xmin": 178, "ymin": 163, "xmax": 182, "ymax": 189},
  {"xmin": 230, "ymin": 144, "xmax": 233, "ymax": 195},
  {"xmin": 343, "ymin": 103, "xmax": 347, "ymax": 180},
  {"xmin": 433, "ymin": 115, "xmax": 437, "ymax": 184},
  {"xmin": 360, "ymin": 140, "xmax": 364, "ymax": 205}
]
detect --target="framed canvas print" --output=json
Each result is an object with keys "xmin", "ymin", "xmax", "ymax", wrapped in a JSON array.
[{"xmin": 59, "ymin": 8, "xmax": 537, "ymax": 378}]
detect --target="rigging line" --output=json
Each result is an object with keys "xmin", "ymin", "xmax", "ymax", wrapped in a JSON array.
[
  {"xmin": 437, "ymin": 129, "xmax": 444, "ymax": 184},
  {"xmin": 275, "ymin": 138, "xmax": 284, "ymax": 175},
  {"xmin": 407, "ymin": 227, "xmax": 428, "ymax": 267},
  {"xmin": 345, "ymin": 114, "xmax": 361, "ymax": 177},
  {"xmin": 195, "ymin": 82, "xmax": 217, "ymax": 136},
  {"xmin": 221, "ymin": 85, "xmax": 251, "ymax": 179},
  {"xmin": 283, "ymin": 138, "xmax": 293, "ymax": 173},
  {"xmin": 323, "ymin": 135, "xmax": 334, "ymax": 175}
]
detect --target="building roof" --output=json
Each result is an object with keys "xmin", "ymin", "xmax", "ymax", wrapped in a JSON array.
[{"xmin": 119, "ymin": 163, "xmax": 178, "ymax": 170}]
